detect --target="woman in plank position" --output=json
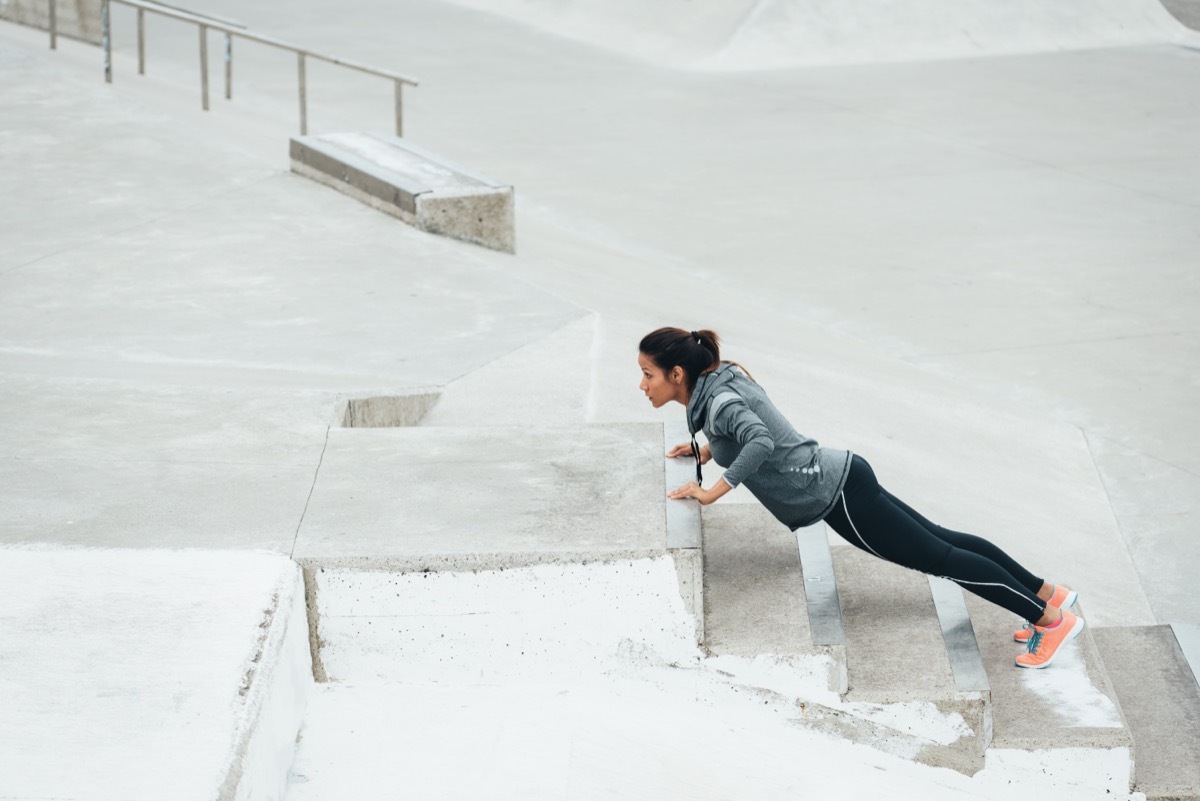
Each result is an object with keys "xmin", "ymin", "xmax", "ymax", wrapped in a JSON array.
[{"xmin": 638, "ymin": 326, "xmax": 1083, "ymax": 669}]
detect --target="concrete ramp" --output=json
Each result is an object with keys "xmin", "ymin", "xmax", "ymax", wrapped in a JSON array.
[{"xmin": 443, "ymin": 0, "xmax": 1196, "ymax": 69}]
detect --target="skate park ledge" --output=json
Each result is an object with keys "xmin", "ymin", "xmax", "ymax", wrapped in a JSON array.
[{"xmin": 289, "ymin": 132, "xmax": 515, "ymax": 253}]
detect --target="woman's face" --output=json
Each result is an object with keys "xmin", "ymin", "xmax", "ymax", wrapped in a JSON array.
[{"xmin": 638, "ymin": 352, "xmax": 686, "ymax": 408}]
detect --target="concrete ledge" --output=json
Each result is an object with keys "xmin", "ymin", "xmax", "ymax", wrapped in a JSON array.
[{"xmin": 290, "ymin": 132, "xmax": 515, "ymax": 252}]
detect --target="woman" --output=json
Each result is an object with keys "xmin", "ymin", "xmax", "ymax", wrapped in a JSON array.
[{"xmin": 638, "ymin": 326, "xmax": 1083, "ymax": 669}]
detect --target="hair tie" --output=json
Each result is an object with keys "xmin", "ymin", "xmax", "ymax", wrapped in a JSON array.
[{"xmin": 690, "ymin": 330, "xmax": 701, "ymax": 344}]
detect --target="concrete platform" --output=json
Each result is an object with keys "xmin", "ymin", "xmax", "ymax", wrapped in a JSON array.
[{"xmin": 292, "ymin": 423, "xmax": 667, "ymax": 568}]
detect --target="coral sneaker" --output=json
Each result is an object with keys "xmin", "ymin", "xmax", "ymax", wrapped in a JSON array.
[
  {"xmin": 1013, "ymin": 585, "xmax": 1078, "ymax": 642},
  {"xmin": 1015, "ymin": 609, "xmax": 1085, "ymax": 669}
]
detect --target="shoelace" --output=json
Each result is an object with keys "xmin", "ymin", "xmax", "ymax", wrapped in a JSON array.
[{"xmin": 1023, "ymin": 624, "xmax": 1043, "ymax": 654}]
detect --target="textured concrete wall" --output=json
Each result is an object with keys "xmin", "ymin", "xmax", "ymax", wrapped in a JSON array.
[{"xmin": 0, "ymin": 0, "xmax": 103, "ymax": 43}]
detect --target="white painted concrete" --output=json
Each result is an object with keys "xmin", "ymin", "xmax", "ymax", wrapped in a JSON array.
[
  {"xmin": 294, "ymin": 559, "xmax": 1129, "ymax": 798},
  {"xmin": 0, "ymin": 547, "xmax": 303, "ymax": 800}
]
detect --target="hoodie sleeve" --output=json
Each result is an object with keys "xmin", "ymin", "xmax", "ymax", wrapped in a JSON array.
[{"xmin": 709, "ymin": 396, "xmax": 774, "ymax": 488}]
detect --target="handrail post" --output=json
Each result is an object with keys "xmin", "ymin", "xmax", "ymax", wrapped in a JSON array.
[
  {"xmin": 101, "ymin": 0, "xmax": 111, "ymax": 83},
  {"xmin": 137, "ymin": 8, "xmax": 145, "ymax": 74},
  {"xmin": 297, "ymin": 52, "xmax": 307, "ymax": 135},
  {"xmin": 224, "ymin": 33, "xmax": 232, "ymax": 100},
  {"xmin": 394, "ymin": 80, "xmax": 403, "ymax": 138},
  {"xmin": 198, "ymin": 23, "xmax": 208, "ymax": 110},
  {"xmin": 49, "ymin": 0, "xmax": 57, "ymax": 49}
]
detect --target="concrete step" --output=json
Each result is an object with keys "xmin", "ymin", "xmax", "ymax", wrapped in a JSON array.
[
  {"xmin": 964, "ymin": 593, "xmax": 1134, "ymax": 793},
  {"xmin": 699, "ymin": 504, "xmax": 993, "ymax": 772},
  {"xmin": 831, "ymin": 545, "xmax": 989, "ymax": 774},
  {"xmin": 701, "ymin": 503, "xmax": 815, "ymax": 657},
  {"xmin": 1093, "ymin": 625, "xmax": 1200, "ymax": 801}
]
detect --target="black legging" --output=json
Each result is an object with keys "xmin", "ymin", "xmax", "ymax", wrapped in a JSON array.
[{"xmin": 823, "ymin": 455, "xmax": 1047, "ymax": 623}]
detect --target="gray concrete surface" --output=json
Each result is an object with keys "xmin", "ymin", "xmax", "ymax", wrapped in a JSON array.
[{"xmin": 1094, "ymin": 625, "xmax": 1200, "ymax": 800}]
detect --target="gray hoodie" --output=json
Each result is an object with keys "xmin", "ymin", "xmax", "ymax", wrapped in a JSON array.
[{"xmin": 687, "ymin": 363, "xmax": 851, "ymax": 530}]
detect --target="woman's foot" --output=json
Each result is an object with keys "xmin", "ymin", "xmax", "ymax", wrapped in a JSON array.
[
  {"xmin": 1014, "ymin": 584, "xmax": 1078, "ymax": 642},
  {"xmin": 1016, "ymin": 609, "xmax": 1085, "ymax": 669}
]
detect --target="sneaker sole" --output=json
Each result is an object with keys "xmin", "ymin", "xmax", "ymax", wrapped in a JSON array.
[
  {"xmin": 1012, "ymin": 591, "xmax": 1079, "ymax": 642},
  {"xmin": 1014, "ymin": 615, "xmax": 1085, "ymax": 669}
]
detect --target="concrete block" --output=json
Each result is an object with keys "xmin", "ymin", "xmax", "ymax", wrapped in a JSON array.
[
  {"xmin": 290, "ymin": 132, "xmax": 515, "ymax": 252},
  {"xmin": 1093, "ymin": 625, "xmax": 1200, "ymax": 801}
]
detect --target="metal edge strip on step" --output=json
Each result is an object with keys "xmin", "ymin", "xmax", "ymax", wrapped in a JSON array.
[
  {"xmin": 795, "ymin": 525, "xmax": 846, "ymax": 646},
  {"xmin": 927, "ymin": 576, "xmax": 991, "ymax": 693},
  {"xmin": 663, "ymin": 421, "xmax": 700, "ymax": 550}
]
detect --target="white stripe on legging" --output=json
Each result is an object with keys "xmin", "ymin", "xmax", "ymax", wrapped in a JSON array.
[{"xmin": 839, "ymin": 491, "xmax": 1045, "ymax": 618}]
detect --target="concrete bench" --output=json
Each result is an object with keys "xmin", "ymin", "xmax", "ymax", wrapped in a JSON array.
[{"xmin": 290, "ymin": 132, "xmax": 515, "ymax": 253}]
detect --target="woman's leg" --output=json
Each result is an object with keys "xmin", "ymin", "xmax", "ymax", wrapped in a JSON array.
[
  {"xmin": 824, "ymin": 456, "xmax": 1048, "ymax": 624},
  {"xmin": 878, "ymin": 487, "xmax": 1045, "ymax": 598}
]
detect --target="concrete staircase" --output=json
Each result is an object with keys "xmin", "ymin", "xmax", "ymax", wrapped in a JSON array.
[{"xmin": 700, "ymin": 499, "xmax": 1200, "ymax": 797}]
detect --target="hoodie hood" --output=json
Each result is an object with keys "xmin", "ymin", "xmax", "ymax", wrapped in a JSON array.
[{"xmin": 687, "ymin": 362, "xmax": 741, "ymax": 435}]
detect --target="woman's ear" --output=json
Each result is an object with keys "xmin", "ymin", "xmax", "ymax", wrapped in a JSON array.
[{"xmin": 670, "ymin": 366, "xmax": 684, "ymax": 384}]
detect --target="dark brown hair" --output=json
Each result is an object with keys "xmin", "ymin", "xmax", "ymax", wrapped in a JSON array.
[{"xmin": 638, "ymin": 327, "xmax": 723, "ymax": 391}]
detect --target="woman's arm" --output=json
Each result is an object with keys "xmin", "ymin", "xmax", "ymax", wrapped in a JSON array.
[{"xmin": 711, "ymin": 400, "xmax": 774, "ymax": 489}]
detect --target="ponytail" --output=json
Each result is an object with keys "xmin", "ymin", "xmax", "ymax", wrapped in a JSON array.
[{"xmin": 639, "ymin": 327, "xmax": 753, "ymax": 390}]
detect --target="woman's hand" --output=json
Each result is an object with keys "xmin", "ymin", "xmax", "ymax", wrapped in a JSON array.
[
  {"xmin": 666, "ymin": 441, "xmax": 711, "ymax": 464},
  {"xmin": 667, "ymin": 481, "xmax": 709, "ymax": 503},
  {"xmin": 667, "ymin": 477, "xmax": 731, "ymax": 506}
]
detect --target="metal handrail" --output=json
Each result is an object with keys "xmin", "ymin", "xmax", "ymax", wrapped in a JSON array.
[{"xmin": 49, "ymin": 0, "xmax": 419, "ymax": 136}]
